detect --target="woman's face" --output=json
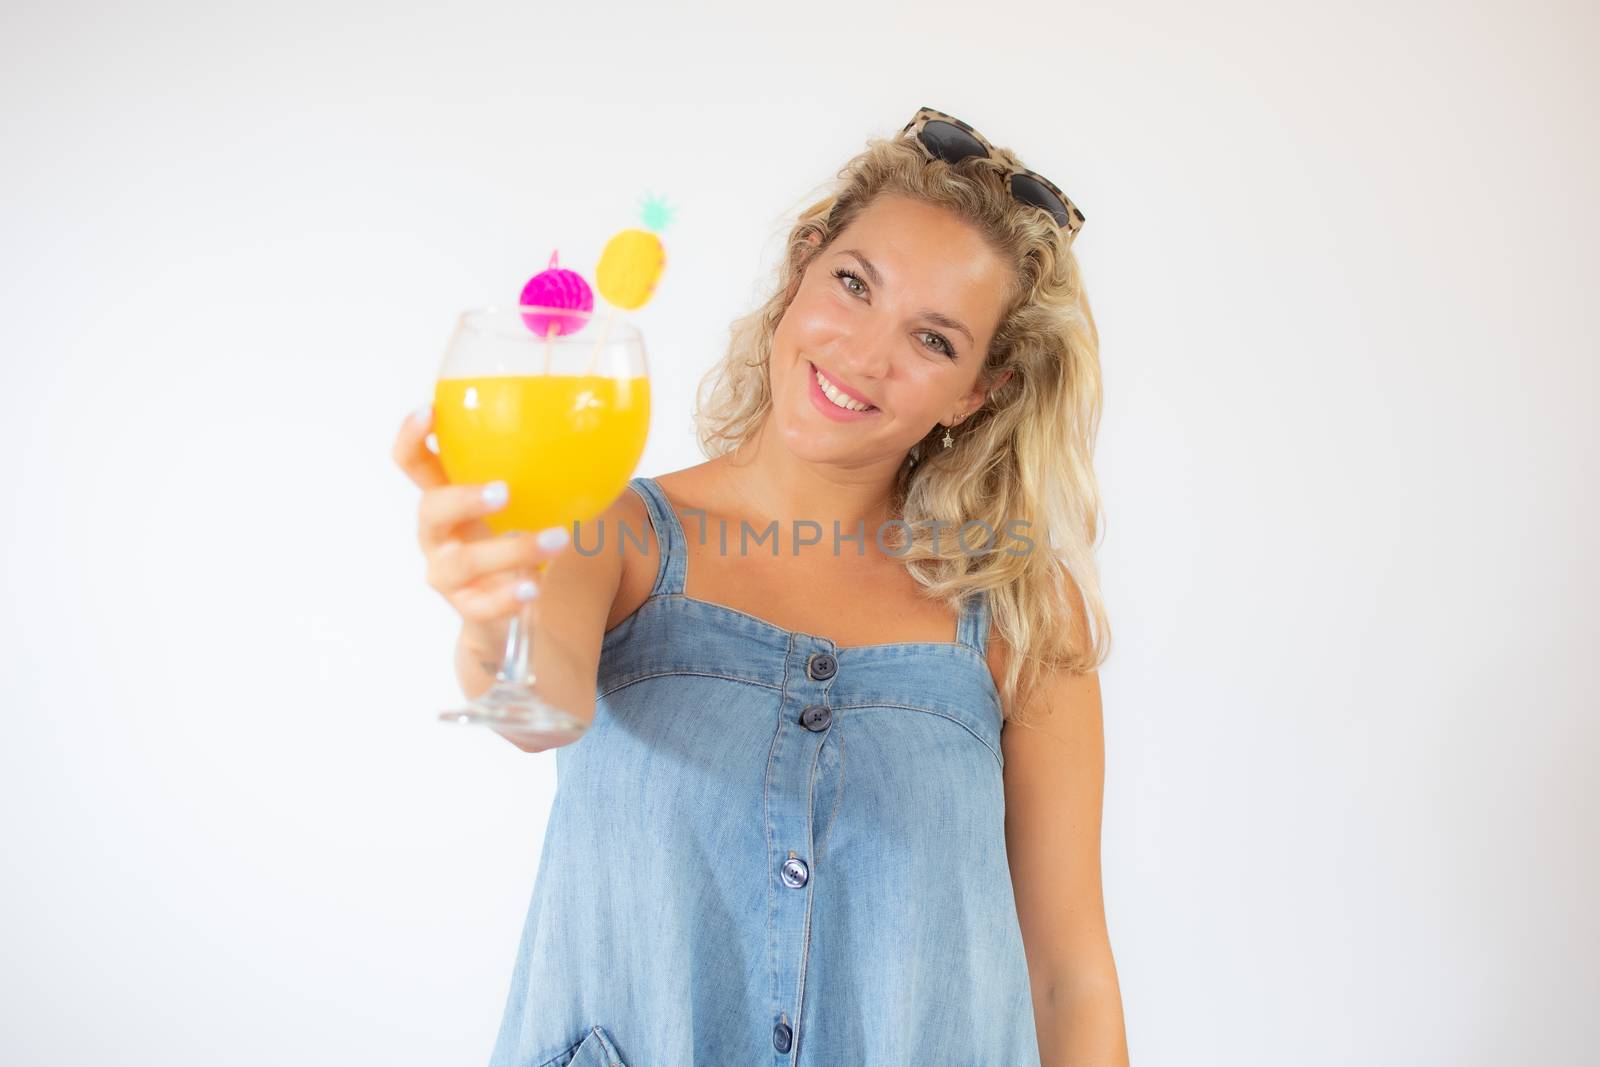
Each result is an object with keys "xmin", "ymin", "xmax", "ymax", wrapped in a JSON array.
[{"xmin": 768, "ymin": 193, "xmax": 1013, "ymax": 469}]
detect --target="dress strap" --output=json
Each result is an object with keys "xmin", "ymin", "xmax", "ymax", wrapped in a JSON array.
[
  {"xmin": 956, "ymin": 587, "xmax": 992, "ymax": 655},
  {"xmin": 625, "ymin": 476, "xmax": 686, "ymax": 597}
]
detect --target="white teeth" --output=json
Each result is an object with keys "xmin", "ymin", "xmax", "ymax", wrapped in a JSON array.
[{"xmin": 815, "ymin": 368, "xmax": 873, "ymax": 412}]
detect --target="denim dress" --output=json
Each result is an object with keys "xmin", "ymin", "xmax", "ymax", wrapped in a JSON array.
[{"xmin": 487, "ymin": 476, "xmax": 1040, "ymax": 1066}]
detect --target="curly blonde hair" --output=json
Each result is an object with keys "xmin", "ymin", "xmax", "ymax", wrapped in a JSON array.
[{"xmin": 691, "ymin": 128, "xmax": 1110, "ymax": 727}]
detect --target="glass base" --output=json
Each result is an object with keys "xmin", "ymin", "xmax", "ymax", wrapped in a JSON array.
[{"xmin": 438, "ymin": 681, "xmax": 589, "ymax": 745}]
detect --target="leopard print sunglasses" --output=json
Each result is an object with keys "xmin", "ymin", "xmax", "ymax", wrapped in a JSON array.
[{"xmin": 901, "ymin": 106, "xmax": 1086, "ymax": 241}]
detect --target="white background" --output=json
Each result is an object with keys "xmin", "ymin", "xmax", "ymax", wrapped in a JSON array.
[{"xmin": 2, "ymin": 1, "xmax": 1594, "ymax": 1064}]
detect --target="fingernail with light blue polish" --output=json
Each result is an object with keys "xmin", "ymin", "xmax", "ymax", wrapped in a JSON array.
[
  {"xmin": 515, "ymin": 579, "xmax": 539, "ymax": 601},
  {"xmin": 537, "ymin": 525, "xmax": 569, "ymax": 550},
  {"xmin": 482, "ymin": 481, "xmax": 509, "ymax": 510}
]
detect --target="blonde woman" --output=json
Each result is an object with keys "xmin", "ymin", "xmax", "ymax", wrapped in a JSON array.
[{"xmin": 395, "ymin": 106, "xmax": 1128, "ymax": 1066}]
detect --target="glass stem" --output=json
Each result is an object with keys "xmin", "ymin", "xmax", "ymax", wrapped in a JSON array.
[{"xmin": 496, "ymin": 564, "xmax": 536, "ymax": 686}]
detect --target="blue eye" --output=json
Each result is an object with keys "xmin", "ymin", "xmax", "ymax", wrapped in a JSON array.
[{"xmin": 831, "ymin": 267, "xmax": 959, "ymax": 360}]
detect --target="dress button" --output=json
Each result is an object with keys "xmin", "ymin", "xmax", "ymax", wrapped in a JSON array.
[
  {"xmin": 807, "ymin": 652, "xmax": 837, "ymax": 681},
  {"xmin": 780, "ymin": 856, "xmax": 809, "ymax": 888},
  {"xmin": 799, "ymin": 704, "xmax": 832, "ymax": 731},
  {"xmin": 773, "ymin": 1020, "xmax": 793, "ymax": 1052}
]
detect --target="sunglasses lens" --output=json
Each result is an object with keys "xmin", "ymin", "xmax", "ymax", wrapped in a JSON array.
[
  {"xmin": 1009, "ymin": 173, "xmax": 1072, "ymax": 229},
  {"xmin": 919, "ymin": 119, "xmax": 987, "ymax": 165}
]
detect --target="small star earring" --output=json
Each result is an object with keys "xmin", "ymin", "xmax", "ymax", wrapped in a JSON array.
[{"xmin": 942, "ymin": 412, "xmax": 967, "ymax": 449}]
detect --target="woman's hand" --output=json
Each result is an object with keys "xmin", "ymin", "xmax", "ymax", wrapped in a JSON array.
[{"xmin": 391, "ymin": 405, "xmax": 568, "ymax": 642}]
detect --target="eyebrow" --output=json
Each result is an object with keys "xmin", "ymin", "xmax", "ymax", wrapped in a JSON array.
[{"xmin": 837, "ymin": 248, "xmax": 976, "ymax": 347}]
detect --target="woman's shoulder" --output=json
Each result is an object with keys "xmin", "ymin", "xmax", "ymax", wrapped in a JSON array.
[
  {"xmin": 651, "ymin": 460, "xmax": 726, "ymax": 510},
  {"xmin": 603, "ymin": 463, "xmax": 719, "ymax": 631},
  {"xmin": 601, "ymin": 479, "xmax": 658, "ymax": 633}
]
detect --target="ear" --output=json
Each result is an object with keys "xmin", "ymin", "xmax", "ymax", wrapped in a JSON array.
[{"xmin": 975, "ymin": 367, "xmax": 1013, "ymax": 406}]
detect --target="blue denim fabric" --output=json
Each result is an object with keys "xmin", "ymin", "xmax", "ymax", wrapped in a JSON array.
[{"xmin": 487, "ymin": 476, "xmax": 1040, "ymax": 1066}]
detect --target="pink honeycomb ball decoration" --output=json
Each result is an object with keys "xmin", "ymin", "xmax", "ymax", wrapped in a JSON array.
[{"xmin": 519, "ymin": 250, "xmax": 593, "ymax": 336}]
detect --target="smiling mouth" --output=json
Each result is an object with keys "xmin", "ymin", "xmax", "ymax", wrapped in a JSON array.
[{"xmin": 809, "ymin": 361, "xmax": 879, "ymax": 412}]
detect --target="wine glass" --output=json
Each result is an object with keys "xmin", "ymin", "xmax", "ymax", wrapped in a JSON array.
[{"xmin": 431, "ymin": 304, "xmax": 650, "ymax": 744}]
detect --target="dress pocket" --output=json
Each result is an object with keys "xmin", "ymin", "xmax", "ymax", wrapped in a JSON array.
[{"xmin": 535, "ymin": 1024, "xmax": 628, "ymax": 1067}]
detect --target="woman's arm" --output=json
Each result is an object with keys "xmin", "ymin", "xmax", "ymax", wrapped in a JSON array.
[
  {"xmin": 456, "ymin": 508, "xmax": 626, "ymax": 753},
  {"xmin": 1001, "ymin": 662, "xmax": 1128, "ymax": 1066},
  {"xmin": 994, "ymin": 574, "xmax": 1129, "ymax": 1065}
]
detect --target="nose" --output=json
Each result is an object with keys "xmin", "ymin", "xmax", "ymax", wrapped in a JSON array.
[{"xmin": 835, "ymin": 318, "xmax": 895, "ymax": 384}]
